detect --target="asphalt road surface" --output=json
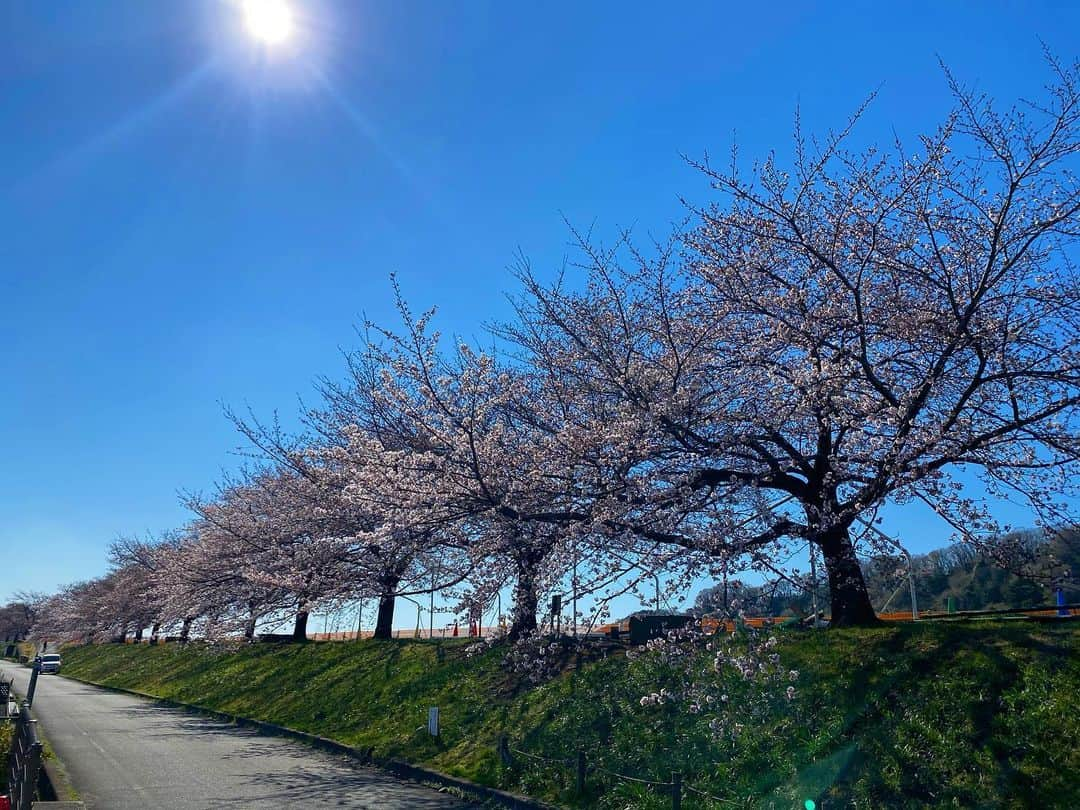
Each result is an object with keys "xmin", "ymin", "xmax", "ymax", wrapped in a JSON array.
[{"xmin": 0, "ymin": 661, "xmax": 475, "ymax": 809}]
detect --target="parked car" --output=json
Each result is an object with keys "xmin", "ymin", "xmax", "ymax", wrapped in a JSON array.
[{"xmin": 38, "ymin": 653, "xmax": 62, "ymax": 674}]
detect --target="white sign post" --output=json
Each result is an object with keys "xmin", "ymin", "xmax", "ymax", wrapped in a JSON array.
[{"xmin": 428, "ymin": 706, "xmax": 439, "ymax": 737}]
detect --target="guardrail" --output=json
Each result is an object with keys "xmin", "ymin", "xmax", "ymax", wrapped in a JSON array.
[
  {"xmin": 899, "ymin": 602, "xmax": 1080, "ymax": 620},
  {"xmin": 3, "ymin": 661, "xmax": 48, "ymax": 810},
  {"xmin": 6, "ymin": 701, "xmax": 44, "ymax": 810}
]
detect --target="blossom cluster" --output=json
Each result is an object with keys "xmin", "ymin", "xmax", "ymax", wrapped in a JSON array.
[{"xmin": 631, "ymin": 623, "xmax": 800, "ymax": 742}]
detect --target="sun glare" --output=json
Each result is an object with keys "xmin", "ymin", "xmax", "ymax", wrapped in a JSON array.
[{"xmin": 242, "ymin": 0, "xmax": 293, "ymax": 45}]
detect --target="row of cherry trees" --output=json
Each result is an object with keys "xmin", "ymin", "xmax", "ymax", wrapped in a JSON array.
[{"xmin": 25, "ymin": 61, "xmax": 1080, "ymax": 644}]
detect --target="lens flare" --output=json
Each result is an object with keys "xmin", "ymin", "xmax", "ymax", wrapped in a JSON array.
[{"xmin": 242, "ymin": 0, "xmax": 293, "ymax": 45}]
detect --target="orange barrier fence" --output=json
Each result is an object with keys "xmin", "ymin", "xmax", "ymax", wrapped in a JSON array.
[{"xmin": 596, "ymin": 604, "xmax": 1079, "ymax": 639}]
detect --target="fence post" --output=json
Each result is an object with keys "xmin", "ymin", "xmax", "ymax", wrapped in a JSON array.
[
  {"xmin": 576, "ymin": 750, "xmax": 586, "ymax": 796},
  {"xmin": 497, "ymin": 734, "xmax": 513, "ymax": 767},
  {"xmin": 26, "ymin": 660, "xmax": 40, "ymax": 708},
  {"xmin": 20, "ymin": 737, "xmax": 43, "ymax": 810},
  {"xmin": 671, "ymin": 771, "xmax": 682, "ymax": 810}
]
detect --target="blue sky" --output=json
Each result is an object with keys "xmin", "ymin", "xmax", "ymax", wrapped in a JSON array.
[{"xmin": 2, "ymin": 1, "xmax": 1077, "ymax": 618}]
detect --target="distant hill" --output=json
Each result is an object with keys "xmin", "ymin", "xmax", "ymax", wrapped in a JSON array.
[{"xmin": 695, "ymin": 527, "xmax": 1079, "ymax": 618}]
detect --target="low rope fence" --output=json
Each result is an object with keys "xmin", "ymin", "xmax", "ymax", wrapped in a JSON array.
[{"xmin": 498, "ymin": 735, "xmax": 733, "ymax": 808}]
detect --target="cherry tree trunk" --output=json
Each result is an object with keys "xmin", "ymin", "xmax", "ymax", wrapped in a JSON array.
[
  {"xmin": 372, "ymin": 570, "xmax": 403, "ymax": 640},
  {"xmin": 179, "ymin": 616, "xmax": 193, "ymax": 642},
  {"xmin": 373, "ymin": 593, "xmax": 397, "ymax": 640},
  {"xmin": 817, "ymin": 525, "xmax": 879, "ymax": 627},
  {"xmin": 292, "ymin": 609, "xmax": 310, "ymax": 641},
  {"xmin": 243, "ymin": 600, "xmax": 259, "ymax": 641},
  {"xmin": 508, "ymin": 558, "xmax": 540, "ymax": 641}
]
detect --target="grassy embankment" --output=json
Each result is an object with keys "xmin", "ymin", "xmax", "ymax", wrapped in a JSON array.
[{"xmin": 59, "ymin": 621, "xmax": 1079, "ymax": 808}]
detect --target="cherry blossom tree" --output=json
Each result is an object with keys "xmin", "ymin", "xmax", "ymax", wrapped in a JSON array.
[
  {"xmin": 107, "ymin": 535, "xmax": 178, "ymax": 640},
  {"xmin": 229, "ymin": 415, "xmax": 469, "ymax": 641},
  {"xmin": 184, "ymin": 467, "xmax": 357, "ymax": 640},
  {"xmin": 29, "ymin": 577, "xmax": 126, "ymax": 642},
  {"xmin": 152, "ymin": 521, "xmax": 280, "ymax": 641},
  {"xmin": 0, "ymin": 595, "xmax": 39, "ymax": 642},
  {"xmin": 509, "ymin": 60, "xmax": 1080, "ymax": 625},
  {"xmin": 314, "ymin": 292, "xmax": 598, "ymax": 639}
]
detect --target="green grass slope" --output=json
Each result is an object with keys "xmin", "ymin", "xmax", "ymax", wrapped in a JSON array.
[{"xmin": 59, "ymin": 621, "xmax": 1079, "ymax": 809}]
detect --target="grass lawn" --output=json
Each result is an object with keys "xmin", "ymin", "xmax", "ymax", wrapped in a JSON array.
[{"xmin": 59, "ymin": 620, "xmax": 1080, "ymax": 808}]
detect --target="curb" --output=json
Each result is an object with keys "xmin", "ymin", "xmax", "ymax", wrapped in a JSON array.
[
  {"xmin": 57, "ymin": 674, "xmax": 554, "ymax": 810},
  {"xmin": 38, "ymin": 735, "xmax": 81, "ymax": 804}
]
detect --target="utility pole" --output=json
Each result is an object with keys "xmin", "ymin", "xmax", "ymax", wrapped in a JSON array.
[
  {"xmin": 722, "ymin": 558, "xmax": 729, "ymax": 616},
  {"xmin": 429, "ymin": 568, "xmax": 436, "ymax": 640},
  {"xmin": 809, "ymin": 543, "xmax": 821, "ymax": 628},
  {"xmin": 856, "ymin": 517, "xmax": 918, "ymax": 620},
  {"xmin": 572, "ymin": 540, "xmax": 579, "ymax": 638},
  {"xmin": 906, "ymin": 548, "xmax": 919, "ymax": 620}
]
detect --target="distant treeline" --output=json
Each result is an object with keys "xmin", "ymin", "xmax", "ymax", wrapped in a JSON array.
[{"xmin": 695, "ymin": 527, "xmax": 1079, "ymax": 618}]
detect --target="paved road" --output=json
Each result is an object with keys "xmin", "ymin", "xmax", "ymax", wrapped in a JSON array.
[{"xmin": 0, "ymin": 662, "xmax": 474, "ymax": 809}]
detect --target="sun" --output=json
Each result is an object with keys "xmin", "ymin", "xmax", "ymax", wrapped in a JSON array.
[{"xmin": 242, "ymin": 0, "xmax": 294, "ymax": 46}]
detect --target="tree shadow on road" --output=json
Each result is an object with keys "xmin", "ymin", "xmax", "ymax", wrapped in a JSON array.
[
  {"xmin": 106, "ymin": 703, "xmax": 475, "ymax": 808},
  {"xmin": 201, "ymin": 764, "xmax": 475, "ymax": 808}
]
